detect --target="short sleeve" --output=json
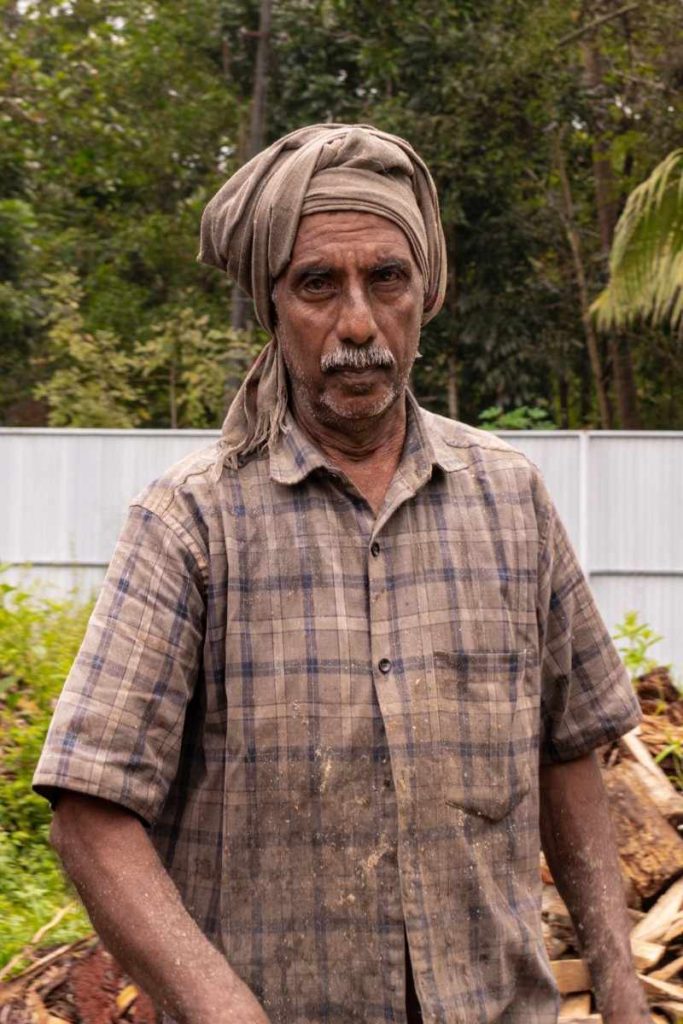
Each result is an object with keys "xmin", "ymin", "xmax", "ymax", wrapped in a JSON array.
[
  {"xmin": 33, "ymin": 502, "xmax": 206, "ymax": 825},
  {"xmin": 537, "ymin": 488, "xmax": 641, "ymax": 764}
]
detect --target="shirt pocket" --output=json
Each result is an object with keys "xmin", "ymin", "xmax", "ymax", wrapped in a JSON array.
[{"xmin": 434, "ymin": 650, "xmax": 537, "ymax": 822}]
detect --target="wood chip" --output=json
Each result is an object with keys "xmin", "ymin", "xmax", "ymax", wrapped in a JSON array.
[{"xmin": 116, "ymin": 984, "xmax": 139, "ymax": 1016}]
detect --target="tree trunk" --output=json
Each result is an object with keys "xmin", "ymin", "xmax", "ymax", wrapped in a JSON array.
[
  {"xmin": 169, "ymin": 360, "xmax": 178, "ymax": 430},
  {"xmin": 446, "ymin": 352, "xmax": 458, "ymax": 421},
  {"xmin": 553, "ymin": 133, "xmax": 612, "ymax": 429},
  {"xmin": 230, "ymin": 0, "xmax": 272, "ymax": 333},
  {"xmin": 445, "ymin": 229, "xmax": 459, "ymax": 420},
  {"xmin": 581, "ymin": 37, "xmax": 641, "ymax": 428}
]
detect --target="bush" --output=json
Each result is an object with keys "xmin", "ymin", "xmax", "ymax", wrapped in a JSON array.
[{"xmin": 0, "ymin": 574, "xmax": 92, "ymax": 971}]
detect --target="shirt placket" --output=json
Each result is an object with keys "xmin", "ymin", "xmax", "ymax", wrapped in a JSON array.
[{"xmin": 368, "ymin": 472, "xmax": 441, "ymax": 1024}]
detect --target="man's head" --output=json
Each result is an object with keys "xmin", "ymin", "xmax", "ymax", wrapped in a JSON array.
[
  {"xmin": 198, "ymin": 124, "xmax": 446, "ymax": 462},
  {"xmin": 272, "ymin": 210, "xmax": 424, "ymax": 430}
]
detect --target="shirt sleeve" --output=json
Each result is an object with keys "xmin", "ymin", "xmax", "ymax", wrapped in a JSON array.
[
  {"xmin": 536, "ymin": 483, "xmax": 641, "ymax": 764},
  {"xmin": 33, "ymin": 501, "xmax": 206, "ymax": 825}
]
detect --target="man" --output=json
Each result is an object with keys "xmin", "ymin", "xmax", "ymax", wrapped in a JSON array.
[{"xmin": 34, "ymin": 124, "xmax": 649, "ymax": 1024}]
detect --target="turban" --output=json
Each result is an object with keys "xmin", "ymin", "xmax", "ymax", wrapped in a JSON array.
[{"xmin": 198, "ymin": 123, "xmax": 447, "ymax": 468}]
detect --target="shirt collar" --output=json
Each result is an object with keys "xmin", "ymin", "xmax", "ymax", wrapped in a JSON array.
[{"xmin": 268, "ymin": 392, "xmax": 465, "ymax": 488}]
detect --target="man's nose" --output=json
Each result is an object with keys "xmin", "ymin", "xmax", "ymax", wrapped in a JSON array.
[{"xmin": 335, "ymin": 284, "xmax": 377, "ymax": 346}]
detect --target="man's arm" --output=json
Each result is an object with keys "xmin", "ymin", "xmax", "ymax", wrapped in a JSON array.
[
  {"xmin": 51, "ymin": 792, "xmax": 270, "ymax": 1024},
  {"xmin": 539, "ymin": 751, "xmax": 651, "ymax": 1024}
]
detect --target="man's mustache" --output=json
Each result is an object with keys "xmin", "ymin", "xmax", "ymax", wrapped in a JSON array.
[{"xmin": 320, "ymin": 345, "xmax": 396, "ymax": 373}]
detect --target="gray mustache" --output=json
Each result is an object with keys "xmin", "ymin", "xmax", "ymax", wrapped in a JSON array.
[{"xmin": 321, "ymin": 345, "xmax": 396, "ymax": 373}]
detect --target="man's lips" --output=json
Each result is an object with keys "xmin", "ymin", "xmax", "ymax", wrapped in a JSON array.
[{"xmin": 326, "ymin": 364, "xmax": 387, "ymax": 376}]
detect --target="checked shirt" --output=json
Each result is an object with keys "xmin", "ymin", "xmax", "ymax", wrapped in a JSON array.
[{"xmin": 34, "ymin": 396, "xmax": 641, "ymax": 1024}]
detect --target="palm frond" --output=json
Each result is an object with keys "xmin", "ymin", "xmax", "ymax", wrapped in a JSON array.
[{"xmin": 591, "ymin": 149, "xmax": 683, "ymax": 331}]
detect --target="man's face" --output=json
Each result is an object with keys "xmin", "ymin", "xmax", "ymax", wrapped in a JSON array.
[{"xmin": 273, "ymin": 211, "xmax": 424, "ymax": 432}]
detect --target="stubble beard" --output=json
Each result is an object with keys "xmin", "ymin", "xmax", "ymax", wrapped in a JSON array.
[{"xmin": 282, "ymin": 343, "xmax": 417, "ymax": 435}]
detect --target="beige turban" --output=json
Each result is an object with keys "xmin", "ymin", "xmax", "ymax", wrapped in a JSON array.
[{"xmin": 198, "ymin": 123, "xmax": 447, "ymax": 468}]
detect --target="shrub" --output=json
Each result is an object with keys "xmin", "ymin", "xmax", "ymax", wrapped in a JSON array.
[{"xmin": 0, "ymin": 574, "xmax": 92, "ymax": 971}]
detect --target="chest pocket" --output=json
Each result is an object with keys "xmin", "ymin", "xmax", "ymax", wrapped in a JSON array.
[{"xmin": 434, "ymin": 650, "xmax": 538, "ymax": 822}]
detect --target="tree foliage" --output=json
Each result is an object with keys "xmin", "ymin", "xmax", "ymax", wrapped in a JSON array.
[
  {"xmin": 592, "ymin": 149, "xmax": 683, "ymax": 331},
  {"xmin": 1, "ymin": 0, "xmax": 682, "ymax": 429}
]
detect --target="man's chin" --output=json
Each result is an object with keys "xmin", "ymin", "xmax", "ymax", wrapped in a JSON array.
[{"xmin": 319, "ymin": 386, "xmax": 401, "ymax": 425}]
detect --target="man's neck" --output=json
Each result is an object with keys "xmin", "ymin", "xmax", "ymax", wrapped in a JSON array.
[{"xmin": 290, "ymin": 393, "xmax": 408, "ymax": 514}]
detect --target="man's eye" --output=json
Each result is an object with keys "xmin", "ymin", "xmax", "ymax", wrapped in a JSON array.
[
  {"xmin": 303, "ymin": 276, "xmax": 331, "ymax": 293},
  {"xmin": 374, "ymin": 267, "xmax": 402, "ymax": 284}
]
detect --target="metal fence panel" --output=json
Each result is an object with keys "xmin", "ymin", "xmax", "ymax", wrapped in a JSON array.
[{"xmin": 2, "ymin": 428, "xmax": 680, "ymax": 672}]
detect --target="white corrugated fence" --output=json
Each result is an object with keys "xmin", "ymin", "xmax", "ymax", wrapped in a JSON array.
[{"xmin": 2, "ymin": 428, "xmax": 681, "ymax": 672}]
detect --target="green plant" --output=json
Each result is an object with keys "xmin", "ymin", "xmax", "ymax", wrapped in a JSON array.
[
  {"xmin": 591, "ymin": 149, "xmax": 683, "ymax": 332},
  {"xmin": 612, "ymin": 611, "xmax": 665, "ymax": 680},
  {"xmin": 0, "ymin": 574, "xmax": 93, "ymax": 970},
  {"xmin": 654, "ymin": 738, "xmax": 683, "ymax": 792},
  {"xmin": 478, "ymin": 404, "xmax": 557, "ymax": 431}
]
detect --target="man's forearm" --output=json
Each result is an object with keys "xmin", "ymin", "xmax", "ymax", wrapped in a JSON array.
[
  {"xmin": 539, "ymin": 751, "xmax": 650, "ymax": 1024},
  {"xmin": 51, "ymin": 792, "xmax": 269, "ymax": 1024}
]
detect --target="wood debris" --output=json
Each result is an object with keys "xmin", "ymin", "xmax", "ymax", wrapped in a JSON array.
[
  {"xmin": 0, "ymin": 943, "xmax": 156, "ymax": 1024},
  {"xmin": 545, "ymin": 666, "xmax": 683, "ymax": 1021}
]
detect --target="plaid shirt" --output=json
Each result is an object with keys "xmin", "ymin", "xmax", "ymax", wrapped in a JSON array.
[{"xmin": 34, "ymin": 397, "xmax": 640, "ymax": 1024}]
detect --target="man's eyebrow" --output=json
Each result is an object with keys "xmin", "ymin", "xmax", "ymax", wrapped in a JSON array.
[
  {"xmin": 291, "ymin": 263, "xmax": 333, "ymax": 281},
  {"xmin": 370, "ymin": 258, "xmax": 411, "ymax": 273}
]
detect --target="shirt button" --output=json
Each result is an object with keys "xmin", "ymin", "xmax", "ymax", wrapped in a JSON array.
[
  {"xmin": 378, "ymin": 658, "xmax": 392, "ymax": 674},
  {"xmin": 370, "ymin": 541, "xmax": 380, "ymax": 557}
]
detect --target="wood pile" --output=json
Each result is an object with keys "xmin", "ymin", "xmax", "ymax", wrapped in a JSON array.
[
  {"xmin": 546, "ymin": 667, "xmax": 683, "ymax": 1023},
  {"xmin": 0, "ymin": 940, "xmax": 156, "ymax": 1024}
]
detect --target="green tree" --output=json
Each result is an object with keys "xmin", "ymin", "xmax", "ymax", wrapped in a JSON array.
[
  {"xmin": 592, "ymin": 149, "xmax": 683, "ymax": 331},
  {"xmin": 135, "ymin": 304, "xmax": 262, "ymax": 428},
  {"xmin": 34, "ymin": 272, "xmax": 142, "ymax": 428}
]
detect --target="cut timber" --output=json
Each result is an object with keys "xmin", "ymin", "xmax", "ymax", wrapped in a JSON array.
[
  {"xmin": 630, "ymin": 937, "xmax": 665, "ymax": 971},
  {"xmin": 555, "ymin": 1017, "xmax": 602, "ymax": 1023},
  {"xmin": 552, "ymin": 959, "xmax": 591, "ymax": 994},
  {"xmin": 638, "ymin": 972, "xmax": 683, "ymax": 1001},
  {"xmin": 559, "ymin": 993, "xmax": 591, "ymax": 1019},
  {"xmin": 651, "ymin": 953, "xmax": 683, "ymax": 982},
  {"xmin": 632, "ymin": 876, "xmax": 683, "ymax": 944},
  {"xmin": 663, "ymin": 912, "xmax": 683, "ymax": 944},
  {"xmin": 602, "ymin": 759, "xmax": 683, "ymax": 899},
  {"xmin": 650, "ymin": 1003, "xmax": 683, "ymax": 1022},
  {"xmin": 620, "ymin": 729, "xmax": 683, "ymax": 825}
]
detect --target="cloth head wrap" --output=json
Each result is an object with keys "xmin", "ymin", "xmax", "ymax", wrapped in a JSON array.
[{"xmin": 198, "ymin": 123, "xmax": 447, "ymax": 468}]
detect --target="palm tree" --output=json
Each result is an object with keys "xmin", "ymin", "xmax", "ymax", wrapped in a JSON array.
[{"xmin": 591, "ymin": 149, "xmax": 683, "ymax": 331}]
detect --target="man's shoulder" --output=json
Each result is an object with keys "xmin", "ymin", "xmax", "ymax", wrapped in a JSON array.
[
  {"xmin": 131, "ymin": 440, "xmax": 223, "ymax": 524},
  {"xmin": 419, "ymin": 406, "xmax": 539, "ymax": 475}
]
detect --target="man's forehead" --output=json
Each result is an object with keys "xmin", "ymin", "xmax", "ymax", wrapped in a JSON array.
[{"xmin": 289, "ymin": 211, "xmax": 416, "ymax": 268}]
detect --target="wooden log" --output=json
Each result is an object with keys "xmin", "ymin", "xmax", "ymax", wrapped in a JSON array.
[
  {"xmin": 552, "ymin": 959, "xmax": 592, "ymax": 995},
  {"xmin": 632, "ymin": 877, "xmax": 683, "ymax": 944},
  {"xmin": 559, "ymin": 993, "xmax": 591, "ymax": 1019},
  {"xmin": 603, "ymin": 760, "xmax": 683, "ymax": 900},
  {"xmin": 620, "ymin": 729, "xmax": 683, "ymax": 826}
]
